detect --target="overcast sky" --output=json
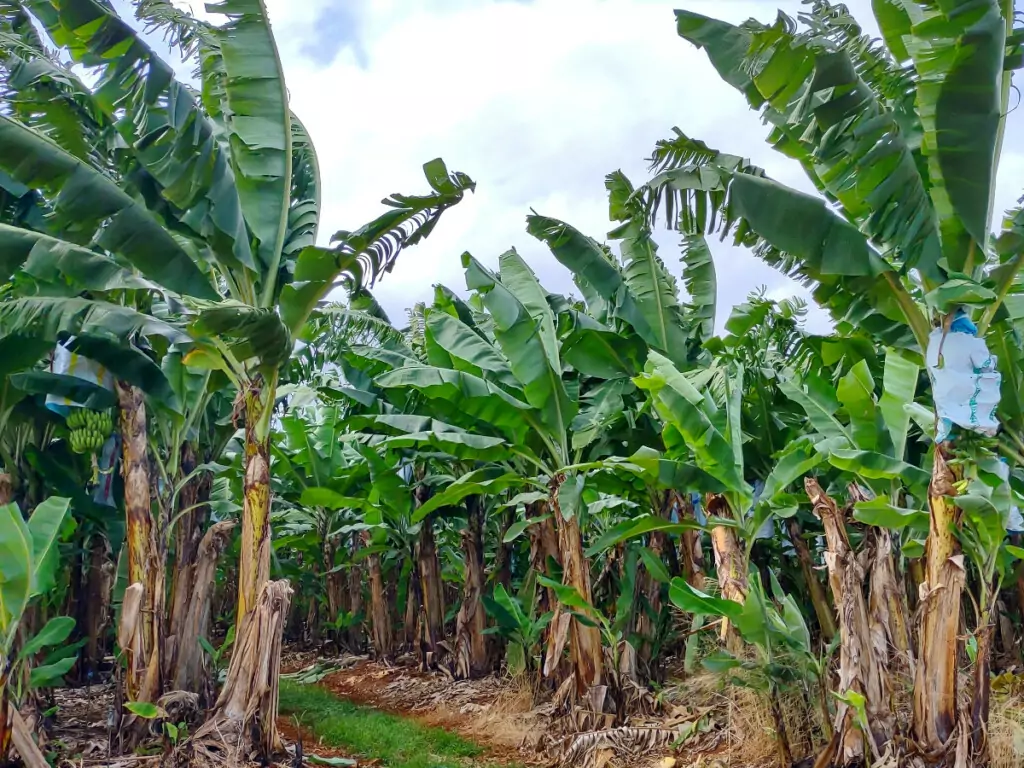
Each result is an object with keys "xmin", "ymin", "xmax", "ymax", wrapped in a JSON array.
[{"xmin": 159, "ymin": 0, "xmax": 1024, "ymax": 334}]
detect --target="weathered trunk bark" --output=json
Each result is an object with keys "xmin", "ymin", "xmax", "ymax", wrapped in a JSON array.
[
  {"xmin": 0, "ymin": 473, "xmax": 11, "ymax": 504},
  {"xmin": 454, "ymin": 496, "xmax": 488, "ymax": 679},
  {"xmin": 165, "ymin": 444, "xmax": 211, "ymax": 684},
  {"xmin": 194, "ymin": 580, "xmax": 292, "ymax": 762},
  {"xmin": 552, "ymin": 477, "xmax": 603, "ymax": 696},
  {"xmin": 659, "ymin": 491, "xmax": 682, "ymax": 579},
  {"xmin": 324, "ymin": 536, "xmax": 348, "ymax": 627},
  {"xmin": 913, "ymin": 446, "xmax": 964, "ymax": 754},
  {"xmin": 402, "ymin": 554, "xmax": 419, "ymax": 649},
  {"xmin": 705, "ymin": 494, "xmax": 747, "ymax": 651},
  {"xmin": 679, "ymin": 493, "xmax": 705, "ymax": 590},
  {"xmin": 805, "ymin": 479, "xmax": 893, "ymax": 764},
  {"xmin": 116, "ymin": 382, "xmax": 162, "ymax": 708},
  {"xmin": 970, "ymin": 618, "xmax": 993, "ymax": 761},
  {"xmin": 237, "ymin": 378, "xmax": 272, "ymax": 623},
  {"xmin": 866, "ymin": 526, "xmax": 914, "ymax": 674},
  {"xmin": 347, "ymin": 533, "xmax": 364, "ymax": 649},
  {"xmin": 81, "ymin": 534, "xmax": 112, "ymax": 679},
  {"xmin": 494, "ymin": 507, "xmax": 515, "ymax": 593},
  {"xmin": 786, "ymin": 518, "xmax": 836, "ymax": 642},
  {"xmin": 0, "ymin": 671, "xmax": 9, "ymax": 762},
  {"xmin": 305, "ymin": 589, "xmax": 320, "ymax": 645},
  {"xmin": 10, "ymin": 706, "xmax": 47, "ymax": 768},
  {"xmin": 364, "ymin": 531, "xmax": 393, "ymax": 659},
  {"xmin": 169, "ymin": 521, "xmax": 235, "ymax": 697},
  {"xmin": 637, "ymin": 514, "xmax": 666, "ymax": 669},
  {"xmin": 417, "ymin": 516, "xmax": 445, "ymax": 659},
  {"xmin": 528, "ymin": 500, "xmax": 561, "ymax": 614},
  {"xmin": 768, "ymin": 682, "xmax": 793, "ymax": 768}
]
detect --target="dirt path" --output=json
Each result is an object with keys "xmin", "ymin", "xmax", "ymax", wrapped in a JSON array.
[{"xmin": 282, "ymin": 656, "xmax": 546, "ymax": 766}]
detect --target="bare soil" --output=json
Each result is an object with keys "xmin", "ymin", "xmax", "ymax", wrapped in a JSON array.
[{"xmin": 285, "ymin": 653, "xmax": 548, "ymax": 765}]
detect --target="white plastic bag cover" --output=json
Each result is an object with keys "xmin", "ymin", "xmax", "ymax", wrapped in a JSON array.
[
  {"xmin": 925, "ymin": 317, "xmax": 1000, "ymax": 443},
  {"xmin": 45, "ymin": 339, "xmax": 116, "ymax": 415}
]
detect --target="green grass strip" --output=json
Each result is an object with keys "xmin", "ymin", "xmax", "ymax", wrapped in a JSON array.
[{"xmin": 279, "ymin": 679, "xmax": 516, "ymax": 768}]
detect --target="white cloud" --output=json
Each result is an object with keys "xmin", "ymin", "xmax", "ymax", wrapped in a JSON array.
[{"xmin": 169, "ymin": 0, "xmax": 1022, "ymax": 337}]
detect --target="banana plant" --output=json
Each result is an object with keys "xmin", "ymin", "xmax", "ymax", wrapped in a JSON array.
[
  {"xmin": 0, "ymin": 0, "xmax": 472, "ymax": 630},
  {"xmin": 366, "ymin": 251, "xmax": 671, "ymax": 696},
  {"xmin": 483, "ymin": 570, "xmax": 552, "ymax": 687},
  {"xmin": 0, "ymin": 496, "xmax": 70, "ymax": 763},
  {"xmin": 670, "ymin": 571, "xmax": 830, "ymax": 766},
  {"xmin": 1, "ymin": 1, "xmax": 472, "ymax": 754},
  {"xmin": 644, "ymin": 1, "xmax": 1023, "ymax": 758}
]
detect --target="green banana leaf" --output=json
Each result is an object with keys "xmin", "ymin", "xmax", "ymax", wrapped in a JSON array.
[
  {"xmin": 0, "ymin": 116, "xmax": 215, "ymax": 298},
  {"xmin": 374, "ymin": 365, "xmax": 533, "ymax": 445},
  {"xmin": 463, "ymin": 252, "xmax": 575, "ymax": 445}
]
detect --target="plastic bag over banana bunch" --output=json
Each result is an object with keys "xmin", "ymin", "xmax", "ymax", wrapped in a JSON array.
[
  {"xmin": 45, "ymin": 340, "xmax": 119, "ymax": 505},
  {"xmin": 925, "ymin": 310, "xmax": 1001, "ymax": 444}
]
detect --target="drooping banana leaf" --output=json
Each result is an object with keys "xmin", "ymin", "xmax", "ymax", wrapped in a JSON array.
[
  {"xmin": 0, "ymin": 296, "xmax": 186, "ymax": 346},
  {"xmin": 905, "ymin": 0, "xmax": 1007, "ymax": 263},
  {"xmin": 374, "ymin": 365, "xmax": 533, "ymax": 445},
  {"xmin": 207, "ymin": 0, "xmax": 291, "ymax": 287},
  {"xmin": 34, "ymin": 0, "xmax": 257, "ymax": 275},
  {"xmin": 463, "ymin": 252, "xmax": 576, "ymax": 448},
  {"xmin": 527, "ymin": 215, "xmax": 667, "ymax": 356},
  {"xmin": 424, "ymin": 310, "xmax": 519, "ymax": 391},
  {"xmin": 644, "ymin": 160, "xmax": 927, "ymax": 350},
  {"xmin": 190, "ymin": 299, "xmax": 292, "ymax": 370},
  {"xmin": 571, "ymin": 378, "xmax": 634, "ymax": 451},
  {"xmin": 0, "ymin": 116, "xmax": 215, "ymax": 298},
  {"xmin": 0, "ymin": 225, "xmax": 163, "ymax": 294},
  {"xmin": 680, "ymin": 234, "xmax": 717, "ymax": 344},
  {"xmin": 280, "ymin": 160, "xmax": 473, "ymax": 335},
  {"xmin": 412, "ymin": 467, "xmax": 524, "ymax": 523},
  {"xmin": 606, "ymin": 171, "xmax": 692, "ymax": 365},
  {"xmin": 634, "ymin": 351, "xmax": 746, "ymax": 494},
  {"xmin": 878, "ymin": 348, "xmax": 919, "ymax": 460},
  {"xmin": 498, "ymin": 248, "xmax": 562, "ymax": 374}
]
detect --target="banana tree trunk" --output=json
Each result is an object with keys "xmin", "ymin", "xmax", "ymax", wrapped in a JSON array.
[
  {"xmin": 165, "ymin": 444, "xmax": 211, "ymax": 682},
  {"xmin": 417, "ymin": 516, "xmax": 445, "ymax": 660},
  {"xmin": 494, "ymin": 507, "xmax": 514, "ymax": 593},
  {"xmin": 913, "ymin": 446, "xmax": 964, "ymax": 754},
  {"xmin": 805, "ymin": 479, "xmax": 893, "ymax": 763},
  {"xmin": 867, "ymin": 527, "xmax": 914, "ymax": 673},
  {"xmin": 324, "ymin": 536, "xmax": 348, "ymax": 626},
  {"xmin": 636, "ymin": 526, "xmax": 665, "ymax": 673},
  {"xmin": 785, "ymin": 518, "xmax": 836, "ymax": 642},
  {"xmin": 528, "ymin": 500, "xmax": 561, "ymax": 614},
  {"xmin": 704, "ymin": 494, "xmax": 747, "ymax": 651},
  {"xmin": 679, "ymin": 493, "xmax": 705, "ymax": 590},
  {"xmin": 0, "ymin": 473, "xmax": 10, "ymax": 504},
  {"xmin": 194, "ymin": 580, "xmax": 291, "ymax": 761},
  {"xmin": 364, "ymin": 531, "xmax": 393, "ymax": 659},
  {"xmin": 116, "ymin": 382, "xmax": 162, "ymax": 707},
  {"xmin": 82, "ymin": 533, "xmax": 112, "ymax": 678},
  {"xmin": 552, "ymin": 476, "xmax": 603, "ymax": 696},
  {"xmin": 660, "ymin": 491, "xmax": 682, "ymax": 579},
  {"xmin": 454, "ymin": 496, "xmax": 488, "ymax": 679},
  {"xmin": 237, "ymin": 378, "xmax": 272, "ymax": 623},
  {"xmin": 970, "ymin": 616, "xmax": 994, "ymax": 759},
  {"xmin": 347, "ymin": 532, "xmax": 364, "ymax": 649},
  {"xmin": 170, "ymin": 521, "xmax": 235, "ymax": 698},
  {"xmin": 402, "ymin": 553, "xmax": 420, "ymax": 649}
]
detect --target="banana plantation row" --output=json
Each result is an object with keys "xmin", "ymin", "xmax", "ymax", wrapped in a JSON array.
[{"xmin": 1, "ymin": 0, "xmax": 1024, "ymax": 766}]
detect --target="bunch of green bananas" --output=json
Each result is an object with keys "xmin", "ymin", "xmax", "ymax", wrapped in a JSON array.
[{"xmin": 67, "ymin": 408, "xmax": 114, "ymax": 454}]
